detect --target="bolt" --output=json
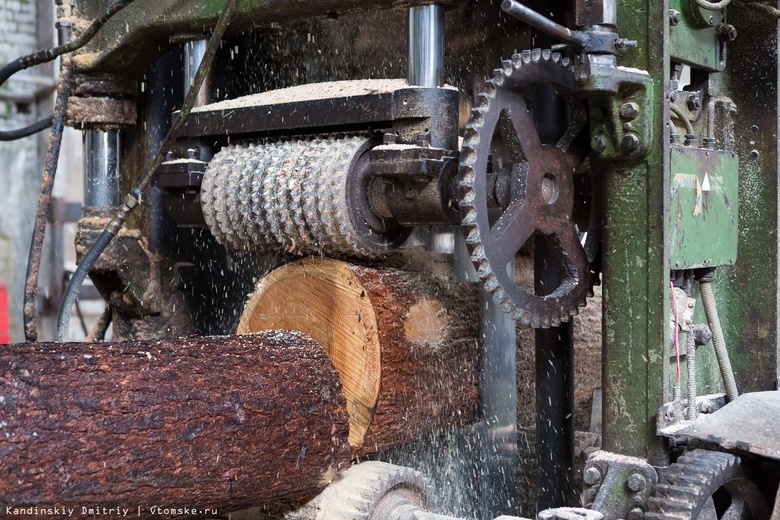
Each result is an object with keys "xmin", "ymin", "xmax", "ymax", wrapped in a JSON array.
[
  {"xmin": 627, "ymin": 507, "xmax": 645, "ymax": 520},
  {"xmin": 718, "ymin": 24, "xmax": 738, "ymax": 42},
  {"xmin": 615, "ymin": 38, "xmax": 638, "ymax": 51},
  {"xmin": 592, "ymin": 135, "xmax": 609, "ymax": 153},
  {"xmin": 669, "ymin": 91, "xmax": 678, "ymax": 103},
  {"xmin": 583, "ymin": 466, "xmax": 602, "ymax": 486},
  {"xmin": 383, "ymin": 133, "xmax": 397, "ymax": 145},
  {"xmin": 627, "ymin": 473, "xmax": 647, "ymax": 493},
  {"xmin": 620, "ymin": 102, "xmax": 640, "ymax": 120},
  {"xmin": 620, "ymin": 133, "xmax": 640, "ymax": 153},
  {"xmin": 669, "ymin": 9, "xmax": 680, "ymax": 26},
  {"xmin": 687, "ymin": 95, "xmax": 702, "ymax": 112},
  {"xmin": 750, "ymin": 150, "xmax": 760, "ymax": 160},
  {"xmin": 692, "ymin": 324, "xmax": 713, "ymax": 346}
]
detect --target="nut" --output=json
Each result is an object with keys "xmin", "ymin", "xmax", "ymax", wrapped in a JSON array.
[
  {"xmin": 627, "ymin": 473, "xmax": 647, "ymax": 493},
  {"xmin": 620, "ymin": 133, "xmax": 640, "ymax": 153},
  {"xmin": 592, "ymin": 135, "xmax": 608, "ymax": 154},
  {"xmin": 620, "ymin": 102, "xmax": 639, "ymax": 120},
  {"xmin": 583, "ymin": 466, "xmax": 602, "ymax": 486},
  {"xmin": 687, "ymin": 95, "xmax": 702, "ymax": 112}
]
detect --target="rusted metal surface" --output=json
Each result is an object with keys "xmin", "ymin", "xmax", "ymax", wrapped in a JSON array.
[
  {"xmin": 671, "ymin": 391, "xmax": 780, "ymax": 461},
  {"xmin": 0, "ymin": 332, "xmax": 351, "ymax": 511},
  {"xmin": 459, "ymin": 49, "xmax": 596, "ymax": 328},
  {"xmin": 22, "ymin": 62, "xmax": 72, "ymax": 343},
  {"xmin": 69, "ymin": 0, "xmax": 457, "ymax": 76},
  {"xmin": 66, "ymin": 96, "xmax": 137, "ymax": 129}
]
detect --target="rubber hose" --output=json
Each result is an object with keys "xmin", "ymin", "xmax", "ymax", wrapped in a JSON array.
[
  {"xmin": 686, "ymin": 330, "xmax": 697, "ymax": 420},
  {"xmin": 0, "ymin": 116, "xmax": 53, "ymax": 141},
  {"xmin": 670, "ymin": 103, "xmax": 695, "ymax": 136},
  {"xmin": 56, "ymin": 229, "xmax": 113, "ymax": 342},
  {"xmin": 699, "ymin": 280, "xmax": 739, "ymax": 401},
  {"xmin": 692, "ymin": 0, "xmax": 731, "ymax": 10}
]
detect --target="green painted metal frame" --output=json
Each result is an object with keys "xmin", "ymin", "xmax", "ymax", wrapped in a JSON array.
[{"xmin": 603, "ymin": 0, "xmax": 779, "ymax": 462}]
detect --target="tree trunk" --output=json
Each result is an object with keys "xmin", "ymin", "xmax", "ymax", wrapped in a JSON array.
[
  {"xmin": 236, "ymin": 255, "xmax": 481, "ymax": 455},
  {"xmin": 0, "ymin": 332, "xmax": 350, "ymax": 513}
]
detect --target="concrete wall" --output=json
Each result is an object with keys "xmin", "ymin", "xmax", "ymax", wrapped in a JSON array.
[
  {"xmin": 0, "ymin": 0, "xmax": 44, "ymax": 342},
  {"xmin": 0, "ymin": 2, "xmax": 83, "ymax": 342}
]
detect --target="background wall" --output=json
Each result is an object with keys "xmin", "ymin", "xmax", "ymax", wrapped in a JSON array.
[{"xmin": 0, "ymin": 1, "xmax": 83, "ymax": 342}]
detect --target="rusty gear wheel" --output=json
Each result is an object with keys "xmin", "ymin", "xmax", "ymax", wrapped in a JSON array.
[
  {"xmin": 646, "ymin": 449, "xmax": 769, "ymax": 520},
  {"xmin": 459, "ymin": 48, "xmax": 599, "ymax": 328}
]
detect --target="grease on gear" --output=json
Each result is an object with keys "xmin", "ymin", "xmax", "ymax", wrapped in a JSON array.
[
  {"xmin": 459, "ymin": 48, "xmax": 599, "ymax": 328},
  {"xmin": 201, "ymin": 134, "xmax": 411, "ymax": 258}
]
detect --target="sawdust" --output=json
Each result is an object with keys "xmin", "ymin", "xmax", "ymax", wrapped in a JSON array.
[{"xmin": 192, "ymin": 79, "xmax": 458, "ymax": 112}]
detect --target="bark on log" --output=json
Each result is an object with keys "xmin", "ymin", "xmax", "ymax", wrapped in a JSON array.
[
  {"xmin": 236, "ymin": 256, "xmax": 481, "ymax": 455},
  {"xmin": 0, "ymin": 332, "xmax": 351, "ymax": 513}
]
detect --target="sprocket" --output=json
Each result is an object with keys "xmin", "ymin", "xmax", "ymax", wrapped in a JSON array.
[
  {"xmin": 459, "ymin": 48, "xmax": 599, "ymax": 328},
  {"xmin": 646, "ymin": 449, "xmax": 769, "ymax": 520}
]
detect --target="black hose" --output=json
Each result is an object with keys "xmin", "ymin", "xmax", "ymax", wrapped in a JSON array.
[
  {"xmin": 0, "ymin": 116, "xmax": 53, "ymax": 141},
  {"xmin": 0, "ymin": 0, "xmax": 136, "ymax": 142},
  {"xmin": 57, "ymin": 230, "xmax": 113, "ymax": 342},
  {"xmin": 56, "ymin": 0, "xmax": 238, "ymax": 341}
]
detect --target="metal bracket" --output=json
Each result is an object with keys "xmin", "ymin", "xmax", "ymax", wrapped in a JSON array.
[
  {"xmin": 583, "ymin": 451, "xmax": 659, "ymax": 520},
  {"xmin": 577, "ymin": 54, "xmax": 655, "ymax": 160}
]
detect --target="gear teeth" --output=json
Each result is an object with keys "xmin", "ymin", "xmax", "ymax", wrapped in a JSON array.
[
  {"xmin": 647, "ymin": 450, "xmax": 763, "ymax": 520},
  {"xmin": 459, "ymin": 48, "xmax": 598, "ymax": 328}
]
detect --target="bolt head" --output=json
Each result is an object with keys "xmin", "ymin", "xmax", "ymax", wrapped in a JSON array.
[
  {"xmin": 583, "ymin": 466, "xmax": 602, "ymax": 486},
  {"xmin": 620, "ymin": 133, "xmax": 640, "ymax": 153},
  {"xmin": 627, "ymin": 473, "xmax": 647, "ymax": 492},
  {"xmin": 592, "ymin": 135, "xmax": 609, "ymax": 153},
  {"xmin": 620, "ymin": 102, "xmax": 640, "ymax": 120},
  {"xmin": 687, "ymin": 95, "xmax": 702, "ymax": 112},
  {"xmin": 719, "ymin": 24, "xmax": 738, "ymax": 42}
]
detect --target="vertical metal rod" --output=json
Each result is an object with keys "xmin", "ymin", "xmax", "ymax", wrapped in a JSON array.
[
  {"xmin": 83, "ymin": 130, "xmax": 120, "ymax": 209},
  {"xmin": 408, "ymin": 4, "xmax": 444, "ymax": 88},
  {"xmin": 534, "ymin": 239, "xmax": 575, "ymax": 509},
  {"xmin": 184, "ymin": 40, "xmax": 213, "ymax": 107},
  {"xmin": 532, "ymin": 23, "xmax": 575, "ymax": 508}
]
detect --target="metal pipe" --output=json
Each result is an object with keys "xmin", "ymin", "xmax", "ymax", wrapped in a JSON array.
[
  {"xmin": 184, "ymin": 40, "xmax": 213, "ymax": 107},
  {"xmin": 408, "ymin": 5, "xmax": 444, "ymax": 88},
  {"xmin": 699, "ymin": 279, "xmax": 739, "ymax": 401},
  {"xmin": 83, "ymin": 130, "xmax": 120, "ymax": 209},
  {"xmin": 501, "ymin": 0, "xmax": 589, "ymax": 47}
]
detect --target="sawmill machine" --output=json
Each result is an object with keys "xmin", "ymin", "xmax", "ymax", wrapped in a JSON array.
[{"xmin": 4, "ymin": 0, "xmax": 780, "ymax": 518}]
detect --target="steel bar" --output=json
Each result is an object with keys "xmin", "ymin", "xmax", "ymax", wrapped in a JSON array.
[
  {"xmin": 408, "ymin": 4, "xmax": 445, "ymax": 88},
  {"xmin": 83, "ymin": 130, "xmax": 120, "ymax": 209}
]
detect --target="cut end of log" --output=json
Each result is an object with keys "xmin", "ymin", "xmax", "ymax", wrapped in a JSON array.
[
  {"xmin": 238, "ymin": 257, "xmax": 481, "ymax": 456},
  {"xmin": 237, "ymin": 258, "xmax": 381, "ymax": 449}
]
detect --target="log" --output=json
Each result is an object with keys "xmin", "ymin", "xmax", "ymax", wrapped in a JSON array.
[
  {"xmin": 236, "ymin": 256, "xmax": 481, "ymax": 455},
  {"xmin": 0, "ymin": 332, "xmax": 351, "ymax": 513}
]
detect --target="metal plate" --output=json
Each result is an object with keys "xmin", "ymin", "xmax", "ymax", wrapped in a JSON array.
[
  {"xmin": 669, "ymin": 0, "xmax": 725, "ymax": 72},
  {"xmin": 178, "ymin": 84, "xmax": 458, "ymax": 147},
  {"xmin": 672, "ymin": 391, "xmax": 780, "ymax": 461},
  {"xmin": 669, "ymin": 146, "xmax": 738, "ymax": 269}
]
